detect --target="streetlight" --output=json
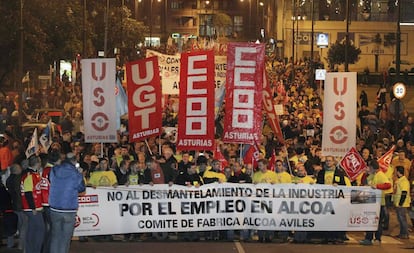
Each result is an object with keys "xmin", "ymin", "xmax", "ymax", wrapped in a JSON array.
[
  {"xmin": 259, "ymin": 1, "xmax": 264, "ymax": 33},
  {"xmin": 104, "ymin": 0, "xmax": 109, "ymax": 57},
  {"xmin": 240, "ymin": 0, "xmax": 252, "ymax": 40},
  {"xmin": 18, "ymin": 0, "xmax": 24, "ymax": 124},
  {"xmin": 149, "ymin": 0, "xmax": 161, "ymax": 47}
]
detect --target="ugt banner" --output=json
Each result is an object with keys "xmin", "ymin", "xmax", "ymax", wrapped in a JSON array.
[
  {"xmin": 176, "ymin": 50, "xmax": 215, "ymax": 150},
  {"xmin": 222, "ymin": 43, "xmax": 265, "ymax": 144},
  {"xmin": 82, "ymin": 58, "xmax": 117, "ymax": 143},
  {"xmin": 74, "ymin": 183, "xmax": 381, "ymax": 236},
  {"xmin": 263, "ymin": 73, "xmax": 284, "ymax": 144},
  {"xmin": 126, "ymin": 57, "xmax": 162, "ymax": 142},
  {"xmin": 322, "ymin": 72, "xmax": 356, "ymax": 156}
]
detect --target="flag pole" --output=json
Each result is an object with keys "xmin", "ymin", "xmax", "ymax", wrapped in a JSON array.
[
  {"xmin": 145, "ymin": 139, "xmax": 153, "ymax": 156},
  {"xmin": 283, "ymin": 146, "xmax": 293, "ymax": 175}
]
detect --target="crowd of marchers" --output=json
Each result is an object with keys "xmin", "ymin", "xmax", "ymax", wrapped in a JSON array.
[{"xmin": 0, "ymin": 57, "xmax": 413, "ymax": 251}]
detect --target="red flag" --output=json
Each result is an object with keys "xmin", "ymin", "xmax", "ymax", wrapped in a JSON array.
[
  {"xmin": 243, "ymin": 141, "xmax": 261, "ymax": 169},
  {"xmin": 268, "ymin": 149, "xmax": 277, "ymax": 171},
  {"xmin": 176, "ymin": 50, "xmax": 215, "ymax": 150},
  {"xmin": 222, "ymin": 43, "xmax": 265, "ymax": 144},
  {"xmin": 262, "ymin": 73, "xmax": 284, "ymax": 144},
  {"xmin": 378, "ymin": 145, "xmax": 396, "ymax": 172},
  {"xmin": 213, "ymin": 142, "xmax": 228, "ymax": 169},
  {"xmin": 339, "ymin": 147, "xmax": 367, "ymax": 181},
  {"xmin": 126, "ymin": 57, "xmax": 162, "ymax": 142}
]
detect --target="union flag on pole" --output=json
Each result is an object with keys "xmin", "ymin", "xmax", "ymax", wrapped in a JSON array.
[
  {"xmin": 339, "ymin": 147, "xmax": 367, "ymax": 181},
  {"xmin": 262, "ymin": 73, "xmax": 284, "ymax": 144},
  {"xmin": 25, "ymin": 128, "xmax": 39, "ymax": 158},
  {"xmin": 378, "ymin": 145, "xmax": 396, "ymax": 172}
]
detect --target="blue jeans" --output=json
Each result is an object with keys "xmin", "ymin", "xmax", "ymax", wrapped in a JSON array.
[
  {"xmin": 42, "ymin": 207, "xmax": 51, "ymax": 253},
  {"xmin": 50, "ymin": 210, "xmax": 76, "ymax": 253},
  {"xmin": 16, "ymin": 211, "xmax": 28, "ymax": 251},
  {"xmin": 25, "ymin": 211, "xmax": 45, "ymax": 253},
  {"xmin": 396, "ymin": 207, "xmax": 409, "ymax": 236}
]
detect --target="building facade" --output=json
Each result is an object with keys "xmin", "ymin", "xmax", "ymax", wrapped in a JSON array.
[{"xmin": 133, "ymin": 0, "xmax": 414, "ymax": 72}]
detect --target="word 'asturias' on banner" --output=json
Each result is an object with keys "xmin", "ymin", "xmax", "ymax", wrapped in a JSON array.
[{"xmin": 74, "ymin": 183, "xmax": 381, "ymax": 236}]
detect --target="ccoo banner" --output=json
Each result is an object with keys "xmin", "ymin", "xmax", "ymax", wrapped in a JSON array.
[
  {"xmin": 74, "ymin": 183, "xmax": 381, "ymax": 236},
  {"xmin": 82, "ymin": 58, "xmax": 117, "ymax": 143},
  {"xmin": 176, "ymin": 50, "xmax": 215, "ymax": 150},
  {"xmin": 222, "ymin": 43, "xmax": 265, "ymax": 144}
]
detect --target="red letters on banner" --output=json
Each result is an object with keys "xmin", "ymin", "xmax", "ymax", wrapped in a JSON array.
[
  {"xmin": 339, "ymin": 147, "xmax": 367, "ymax": 181},
  {"xmin": 222, "ymin": 43, "xmax": 265, "ymax": 144},
  {"xmin": 262, "ymin": 73, "xmax": 284, "ymax": 144},
  {"xmin": 126, "ymin": 57, "xmax": 162, "ymax": 142},
  {"xmin": 329, "ymin": 77, "xmax": 348, "ymax": 144},
  {"xmin": 176, "ymin": 50, "xmax": 215, "ymax": 150},
  {"xmin": 90, "ymin": 62, "xmax": 109, "ymax": 132}
]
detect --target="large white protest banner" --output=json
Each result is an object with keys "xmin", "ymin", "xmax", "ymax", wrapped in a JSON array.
[
  {"xmin": 146, "ymin": 50, "xmax": 227, "ymax": 94},
  {"xmin": 74, "ymin": 183, "xmax": 380, "ymax": 236}
]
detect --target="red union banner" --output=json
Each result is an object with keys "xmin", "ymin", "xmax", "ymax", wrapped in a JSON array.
[
  {"xmin": 340, "ymin": 147, "xmax": 367, "ymax": 181},
  {"xmin": 176, "ymin": 50, "xmax": 215, "ymax": 150},
  {"xmin": 322, "ymin": 72, "xmax": 356, "ymax": 156},
  {"xmin": 82, "ymin": 58, "xmax": 117, "ymax": 143},
  {"xmin": 378, "ymin": 145, "xmax": 396, "ymax": 172},
  {"xmin": 126, "ymin": 57, "xmax": 162, "ymax": 142},
  {"xmin": 262, "ymin": 73, "xmax": 284, "ymax": 144},
  {"xmin": 222, "ymin": 43, "xmax": 265, "ymax": 144}
]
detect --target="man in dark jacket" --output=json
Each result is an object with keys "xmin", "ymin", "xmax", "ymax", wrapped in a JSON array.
[
  {"xmin": 49, "ymin": 152, "xmax": 85, "ymax": 253},
  {"xmin": 6, "ymin": 163, "xmax": 26, "ymax": 251}
]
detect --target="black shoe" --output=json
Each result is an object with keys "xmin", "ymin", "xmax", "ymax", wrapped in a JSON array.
[{"xmin": 79, "ymin": 237, "xmax": 88, "ymax": 242}]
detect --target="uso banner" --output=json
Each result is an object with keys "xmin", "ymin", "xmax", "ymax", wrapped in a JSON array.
[
  {"xmin": 322, "ymin": 72, "xmax": 356, "ymax": 156},
  {"xmin": 74, "ymin": 183, "xmax": 380, "ymax": 236},
  {"xmin": 222, "ymin": 43, "xmax": 265, "ymax": 144},
  {"xmin": 126, "ymin": 57, "xmax": 162, "ymax": 142},
  {"xmin": 82, "ymin": 58, "xmax": 117, "ymax": 143},
  {"xmin": 262, "ymin": 73, "xmax": 284, "ymax": 144},
  {"xmin": 176, "ymin": 50, "xmax": 215, "ymax": 150}
]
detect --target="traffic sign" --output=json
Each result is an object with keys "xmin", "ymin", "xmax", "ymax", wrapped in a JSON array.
[{"xmin": 393, "ymin": 82, "xmax": 406, "ymax": 99}]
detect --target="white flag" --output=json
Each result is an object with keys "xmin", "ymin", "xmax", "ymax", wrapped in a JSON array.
[
  {"xmin": 25, "ymin": 128, "xmax": 39, "ymax": 158},
  {"xmin": 39, "ymin": 120, "xmax": 52, "ymax": 153},
  {"xmin": 22, "ymin": 71, "xmax": 30, "ymax": 83}
]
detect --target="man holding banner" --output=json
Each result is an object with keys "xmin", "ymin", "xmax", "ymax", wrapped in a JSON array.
[{"xmin": 360, "ymin": 160, "xmax": 391, "ymax": 246}]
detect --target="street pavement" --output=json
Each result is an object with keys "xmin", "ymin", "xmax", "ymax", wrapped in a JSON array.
[{"xmin": 357, "ymin": 82, "xmax": 414, "ymax": 114}]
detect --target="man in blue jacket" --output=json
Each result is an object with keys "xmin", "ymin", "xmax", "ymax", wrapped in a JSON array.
[{"xmin": 49, "ymin": 152, "xmax": 85, "ymax": 253}]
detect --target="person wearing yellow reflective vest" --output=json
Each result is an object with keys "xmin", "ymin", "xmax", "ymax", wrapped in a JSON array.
[
  {"xmin": 88, "ymin": 158, "xmax": 118, "ymax": 187},
  {"xmin": 393, "ymin": 166, "xmax": 411, "ymax": 239},
  {"xmin": 252, "ymin": 158, "xmax": 276, "ymax": 242},
  {"xmin": 360, "ymin": 160, "xmax": 392, "ymax": 246},
  {"xmin": 274, "ymin": 159, "xmax": 292, "ymax": 184},
  {"xmin": 252, "ymin": 159, "xmax": 277, "ymax": 184},
  {"xmin": 202, "ymin": 159, "xmax": 226, "ymax": 184}
]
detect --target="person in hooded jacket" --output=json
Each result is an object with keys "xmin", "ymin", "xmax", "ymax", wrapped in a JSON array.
[{"xmin": 48, "ymin": 152, "xmax": 85, "ymax": 253}]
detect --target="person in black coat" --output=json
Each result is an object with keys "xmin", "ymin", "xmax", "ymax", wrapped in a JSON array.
[
  {"xmin": 1, "ymin": 179, "xmax": 18, "ymax": 248},
  {"xmin": 6, "ymin": 163, "xmax": 25, "ymax": 250}
]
